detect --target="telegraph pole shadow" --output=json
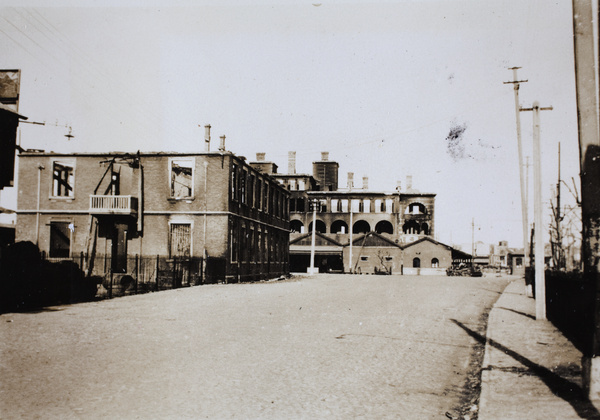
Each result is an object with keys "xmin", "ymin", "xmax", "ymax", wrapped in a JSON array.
[{"xmin": 451, "ymin": 319, "xmax": 600, "ymax": 419}]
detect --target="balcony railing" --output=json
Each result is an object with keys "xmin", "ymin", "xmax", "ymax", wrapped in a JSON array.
[{"xmin": 90, "ymin": 195, "xmax": 138, "ymax": 216}]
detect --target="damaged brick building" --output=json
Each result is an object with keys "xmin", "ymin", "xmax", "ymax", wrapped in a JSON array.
[{"xmin": 15, "ymin": 130, "xmax": 290, "ymax": 285}]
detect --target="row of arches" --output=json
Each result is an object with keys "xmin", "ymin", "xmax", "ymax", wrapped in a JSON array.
[
  {"xmin": 290, "ymin": 219, "xmax": 431, "ymax": 236},
  {"xmin": 291, "ymin": 219, "xmax": 394, "ymax": 235}
]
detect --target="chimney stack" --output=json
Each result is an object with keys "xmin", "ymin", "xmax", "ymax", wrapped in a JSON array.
[
  {"xmin": 321, "ymin": 151, "xmax": 329, "ymax": 161},
  {"xmin": 396, "ymin": 180, "xmax": 402, "ymax": 192},
  {"xmin": 347, "ymin": 172, "xmax": 354, "ymax": 190},
  {"xmin": 406, "ymin": 175, "xmax": 413, "ymax": 191},
  {"xmin": 219, "ymin": 135, "xmax": 226, "ymax": 152},
  {"xmin": 288, "ymin": 151, "xmax": 296, "ymax": 174},
  {"xmin": 362, "ymin": 176, "xmax": 368, "ymax": 190},
  {"xmin": 204, "ymin": 124, "xmax": 211, "ymax": 152},
  {"xmin": 256, "ymin": 152, "xmax": 266, "ymax": 161}
]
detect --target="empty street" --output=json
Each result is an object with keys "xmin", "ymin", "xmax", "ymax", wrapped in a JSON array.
[{"xmin": 0, "ymin": 274, "xmax": 512, "ymax": 419}]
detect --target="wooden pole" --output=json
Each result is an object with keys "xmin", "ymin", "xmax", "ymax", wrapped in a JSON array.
[
  {"xmin": 504, "ymin": 68, "xmax": 530, "ymax": 268},
  {"xmin": 309, "ymin": 199, "xmax": 317, "ymax": 274},
  {"xmin": 521, "ymin": 101, "xmax": 553, "ymax": 320},
  {"xmin": 572, "ymin": 0, "xmax": 600, "ymax": 400}
]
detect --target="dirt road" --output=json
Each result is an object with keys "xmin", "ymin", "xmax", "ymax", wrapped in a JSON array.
[{"xmin": 0, "ymin": 273, "xmax": 511, "ymax": 419}]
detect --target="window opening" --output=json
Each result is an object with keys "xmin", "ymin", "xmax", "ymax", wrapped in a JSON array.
[
  {"xmin": 52, "ymin": 161, "xmax": 74, "ymax": 197},
  {"xmin": 49, "ymin": 222, "xmax": 70, "ymax": 258},
  {"xmin": 170, "ymin": 159, "xmax": 193, "ymax": 198}
]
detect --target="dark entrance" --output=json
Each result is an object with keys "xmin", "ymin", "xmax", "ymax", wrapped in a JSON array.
[
  {"xmin": 111, "ymin": 222, "xmax": 129, "ymax": 273},
  {"xmin": 289, "ymin": 253, "xmax": 344, "ymax": 273}
]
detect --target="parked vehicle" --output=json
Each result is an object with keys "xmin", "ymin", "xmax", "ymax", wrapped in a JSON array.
[{"xmin": 447, "ymin": 263, "xmax": 483, "ymax": 277}]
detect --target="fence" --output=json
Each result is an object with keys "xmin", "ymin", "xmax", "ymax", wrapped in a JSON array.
[
  {"xmin": 545, "ymin": 270, "xmax": 593, "ymax": 355},
  {"xmin": 46, "ymin": 253, "xmax": 206, "ymax": 300}
]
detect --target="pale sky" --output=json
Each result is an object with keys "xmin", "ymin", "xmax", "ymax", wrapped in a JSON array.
[{"xmin": 0, "ymin": 0, "xmax": 582, "ymax": 248}]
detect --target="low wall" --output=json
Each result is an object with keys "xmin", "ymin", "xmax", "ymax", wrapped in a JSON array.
[{"xmin": 402, "ymin": 267, "xmax": 446, "ymax": 276}]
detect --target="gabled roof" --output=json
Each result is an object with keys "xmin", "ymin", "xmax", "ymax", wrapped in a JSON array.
[
  {"xmin": 290, "ymin": 231, "xmax": 345, "ymax": 247},
  {"xmin": 345, "ymin": 232, "xmax": 402, "ymax": 248},
  {"xmin": 402, "ymin": 236, "xmax": 453, "ymax": 251}
]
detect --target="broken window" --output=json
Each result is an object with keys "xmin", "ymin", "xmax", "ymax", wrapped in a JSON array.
[
  {"xmin": 331, "ymin": 199, "xmax": 338, "ymax": 213},
  {"xmin": 385, "ymin": 199, "xmax": 393, "ymax": 213},
  {"xmin": 363, "ymin": 199, "xmax": 370, "ymax": 213},
  {"xmin": 52, "ymin": 160, "xmax": 74, "ymax": 198},
  {"xmin": 170, "ymin": 159, "xmax": 193, "ymax": 198},
  {"xmin": 49, "ymin": 221, "xmax": 71, "ymax": 258},
  {"xmin": 341, "ymin": 200, "xmax": 349, "ymax": 212}
]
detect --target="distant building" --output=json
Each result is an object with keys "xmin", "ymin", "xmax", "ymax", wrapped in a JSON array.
[
  {"xmin": 16, "ymin": 136, "xmax": 290, "ymax": 283},
  {"xmin": 252, "ymin": 151, "xmax": 460, "ymax": 275}
]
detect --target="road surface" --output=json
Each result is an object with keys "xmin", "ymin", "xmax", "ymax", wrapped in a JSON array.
[{"xmin": 0, "ymin": 273, "xmax": 512, "ymax": 419}]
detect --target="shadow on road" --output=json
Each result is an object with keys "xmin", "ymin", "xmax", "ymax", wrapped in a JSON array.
[
  {"xmin": 451, "ymin": 319, "xmax": 600, "ymax": 419},
  {"xmin": 496, "ymin": 307, "xmax": 536, "ymax": 321}
]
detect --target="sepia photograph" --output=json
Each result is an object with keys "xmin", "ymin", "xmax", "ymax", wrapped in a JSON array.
[{"xmin": 0, "ymin": 0, "xmax": 598, "ymax": 418}]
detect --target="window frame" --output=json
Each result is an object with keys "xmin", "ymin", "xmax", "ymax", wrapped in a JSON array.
[
  {"xmin": 168, "ymin": 157, "xmax": 195, "ymax": 199},
  {"xmin": 168, "ymin": 221, "xmax": 193, "ymax": 258},
  {"xmin": 50, "ymin": 159, "xmax": 76, "ymax": 199}
]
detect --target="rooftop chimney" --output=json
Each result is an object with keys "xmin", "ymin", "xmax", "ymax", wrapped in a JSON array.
[
  {"xmin": 406, "ymin": 175, "xmax": 413, "ymax": 191},
  {"xmin": 204, "ymin": 124, "xmax": 211, "ymax": 152},
  {"xmin": 256, "ymin": 152, "xmax": 266, "ymax": 161},
  {"xmin": 347, "ymin": 172, "xmax": 354, "ymax": 190},
  {"xmin": 362, "ymin": 176, "xmax": 368, "ymax": 190},
  {"xmin": 219, "ymin": 135, "xmax": 226, "ymax": 152},
  {"xmin": 321, "ymin": 151, "xmax": 329, "ymax": 161},
  {"xmin": 396, "ymin": 180, "xmax": 402, "ymax": 191},
  {"xmin": 288, "ymin": 151, "xmax": 296, "ymax": 174}
]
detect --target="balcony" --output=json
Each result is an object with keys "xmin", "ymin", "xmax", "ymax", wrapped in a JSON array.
[{"xmin": 90, "ymin": 195, "xmax": 138, "ymax": 216}]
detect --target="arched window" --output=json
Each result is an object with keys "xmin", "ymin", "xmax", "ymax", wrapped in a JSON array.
[
  {"xmin": 353, "ymin": 220, "xmax": 371, "ymax": 234},
  {"xmin": 431, "ymin": 258, "xmax": 439, "ymax": 268},
  {"xmin": 375, "ymin": 220, "xmax": 394, "ymax": 235},
  {"xmin": 308, "ymin": 220, "xmax": 326, "ymax": 233},
  {"xmin": 290, "ymin": 220, "xmax": 304, "ymax": 233},
  {"xmin": 413, "ymin": 257, "xmax": 421, "ymax": 268},
  {"xmin": 331, "ymin": 220, "xmax": 348, "ymax": 234},
  {"xmin": 405, "ymin": 202, "xmax": 427, "ymax": 215}
]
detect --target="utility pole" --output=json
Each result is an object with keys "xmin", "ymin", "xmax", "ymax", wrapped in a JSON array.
[
  {"xmin": 572, "ymin": 0, "xmax": 600, "ymax": 400},
  {"xmin": 35, "ymin": 164, "xmax": 45, "ymax": 246},
  {"xmin": 553, "ymin": 143, "xmax": 564, "ymax": 269},
  {"xmin": 309, "ymin": 199, "xmax": 317, "ymax": 275},
  {"xmin": 521, "ymin": 101, "xmax": 553, "ymax": 321},
  {"xmin": 348, "ymin": 173, "xmax": 354, "ymax": 274},
  {"xmin": 504, "ymin": 68, "xmax": 530, "ymax": 269}
]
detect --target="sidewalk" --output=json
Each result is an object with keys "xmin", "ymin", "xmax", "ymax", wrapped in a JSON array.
[{"xmin": 479, "ymin": 278, "xmax": 600, "ymax": 420}]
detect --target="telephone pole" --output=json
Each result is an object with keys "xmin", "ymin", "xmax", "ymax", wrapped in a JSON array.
[
  {"xmin": 504, "ymin": 68, "xmax": 530, "ymax": 269},
  {"xmin": 572, "ymin": 0, "xmax": 600, "ymax": 400},
  {"xmin": 309, "ymin": 199, "xmax": 318, "ymax": 275},
  {"xmin": 521, "ymin": 101, "xmax": 553, "ymax": 321}
]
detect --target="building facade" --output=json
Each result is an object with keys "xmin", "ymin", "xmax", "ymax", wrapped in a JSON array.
[
  {"xmin": 251, "ymin": 151, "xmax": 451, "ymax": 274},
  {"xmin": 16, "ymin": 143, "xmax": 290, "ymax": 284}
]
